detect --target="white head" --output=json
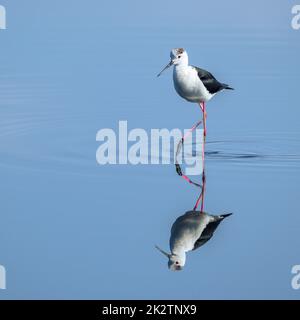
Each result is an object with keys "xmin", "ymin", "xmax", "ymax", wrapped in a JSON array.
[
  {"xmin": 157, "ymin": 48, "xmax": 189, "ymax": 77},
  {"xmin": 155, "ymin": 245, "xmax": 186, "ymax": 271},
  {"xmin": 170, "ymin": 48, "xmax": 189, "ymax": 66}
]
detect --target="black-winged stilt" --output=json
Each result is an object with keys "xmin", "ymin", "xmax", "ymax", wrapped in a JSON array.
[
  {"xmin": 157, "ymin": 48, "xmax": 233, "ymax": 137},
  {"xmin": 156, "ymin": 211, "xmax": 232, "ymax": 271}
]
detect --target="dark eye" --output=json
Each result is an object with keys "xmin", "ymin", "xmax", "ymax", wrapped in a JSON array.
[
  {"xmin": 175, "ymin": 261, "xmax": 179, "ymax": 264},
  {"xmin": 178, "ymin": 55, "xmax": 181, "ymax": 58}
]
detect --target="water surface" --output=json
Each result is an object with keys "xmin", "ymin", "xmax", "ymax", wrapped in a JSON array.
[{"xmin": 0, "ymin": 0, "xmax": 300, "ymax": 299}]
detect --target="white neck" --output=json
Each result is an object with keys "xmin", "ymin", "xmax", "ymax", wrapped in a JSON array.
[{"xmin": 172, "ymin": 248, "xmax": 186, "ymax": 264}]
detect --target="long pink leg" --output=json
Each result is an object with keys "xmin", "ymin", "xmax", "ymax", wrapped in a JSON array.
[
  {"xmin": 203, "ymin": 102, "xmax": 207, "ymax": 137},
  {"xmin": 199, "ymin": 102, "xmax": 207, "ymax": 138},
  {"xmin": 199, "ymin": 102, "xmax": 204, "ymax": 112}
]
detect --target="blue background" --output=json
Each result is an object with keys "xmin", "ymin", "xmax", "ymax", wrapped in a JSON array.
[{"xmin": 0, "ymin": 0, "xmax": 300, "ymax": 299}]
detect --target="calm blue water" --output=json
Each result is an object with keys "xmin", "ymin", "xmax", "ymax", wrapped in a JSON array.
[{"xmin": 0, "ymin": 0, "xmax": 300, "ymax": 299}]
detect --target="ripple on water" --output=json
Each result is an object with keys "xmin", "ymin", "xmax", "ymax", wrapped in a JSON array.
[
  {"xmin": 0, "ymin": 109, "xmax": 300, "ymax": 175},
  {"xmin": 203, "ymin": 132, "xmax": 300, "ymax": 168}
]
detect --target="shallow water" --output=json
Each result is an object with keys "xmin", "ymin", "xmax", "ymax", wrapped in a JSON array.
[{"xmin": 0, "ymin": 1, "xmax": 300, "ymax": 299}]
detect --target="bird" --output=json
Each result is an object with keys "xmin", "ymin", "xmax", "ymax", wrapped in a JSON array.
[
  {"xmin": 157, "ymin": 48, "xmax": 233, "ymax": 137},
  {"xmin": 156, "ymin": 211, "xmax": 232, "ymax": 271}
]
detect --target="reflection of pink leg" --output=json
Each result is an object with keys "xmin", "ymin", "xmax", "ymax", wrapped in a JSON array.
[
  {"xmin": 200, "ymin": 172, "xmax": 206, "ymax": 212},
  {"xmin": 193, "ymin": 193, "xmax": 202, "ymax": 211},
  {"xmin": 193, "ymin": 170, "xmax": 206, "ymax": 212},
  {"xmin": 175, "ymin": 111, "xmax": 207, "ymax": 211},
  {"xmin": 177, "ymin": 120, "xmax": 202, "ymax": 188}
]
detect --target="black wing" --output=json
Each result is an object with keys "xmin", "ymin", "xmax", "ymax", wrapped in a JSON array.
[
  {"xmin": 193, "ymin": 66, "xmax": 234, "ymax": 94},
  {"xmin": 193, "ymin": 213, "xmax": 232, "ymax": 251},
  {"xmin": 192, "ymin": 219, "xmax": 222, "ymax": 250}
]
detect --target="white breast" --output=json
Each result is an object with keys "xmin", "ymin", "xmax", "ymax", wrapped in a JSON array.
[
  {"xmin": 170, "ymin": 213, "xmax": 213, "ymax": 254},
  {"xmin": 173, "ymin": 66, "xmax": 213, "ymax": 103}
]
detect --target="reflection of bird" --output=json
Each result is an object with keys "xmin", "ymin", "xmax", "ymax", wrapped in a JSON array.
[
  {"xmin": 156, "ymin": 211, "xmax": 232, "ymax": 271},
  {"xmin": 157, "ymin": 48, "xmax": 233, "ymax": 137}
]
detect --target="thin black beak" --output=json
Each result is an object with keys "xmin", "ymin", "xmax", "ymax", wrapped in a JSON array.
[{"xmin": 157, "ymin": 60, "xmax": 173, "ymax": 77}]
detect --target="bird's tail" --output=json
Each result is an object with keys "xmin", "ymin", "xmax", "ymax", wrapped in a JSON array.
[
  {"xmin": 220, "ymin": 213, "xmax": 233, "ymax": 219},
  {"xmin": 222, "ymin": 83, "xmax": 234, "ymax": 90}
]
